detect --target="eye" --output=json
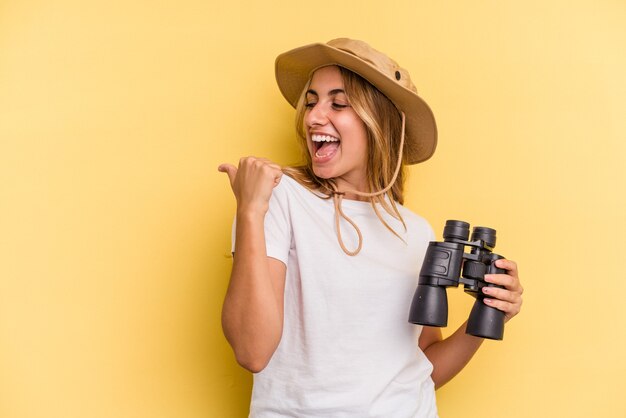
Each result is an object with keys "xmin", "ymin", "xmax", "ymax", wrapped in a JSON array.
[
  {"xmin": 305, "ymin": 101, "xmax": 317, "ymax": 109},
  {"xmin": 332, "ymin": 103, "xmax": 348, "ymax": 110}
]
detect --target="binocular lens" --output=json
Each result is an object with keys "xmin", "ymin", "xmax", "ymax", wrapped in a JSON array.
[
  {"xmin": 408, "ymin": 285, "xmax": 448, "ymax": 327},
  {"xmin": 471, "ymin": 227, "xmax": 497, "ymax": 248},
  {"xmin": 443, "ymin": 220, "xmax": 470, "ymax": 241},
  {"xmin": 467, "ymin": 298, "xmax": 505, "ymax": 340}
]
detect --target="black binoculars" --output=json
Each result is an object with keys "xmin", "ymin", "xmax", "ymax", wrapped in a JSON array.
[{"xmin": 408, "ymin": 220, "xmax": 507, "ymax": 340}]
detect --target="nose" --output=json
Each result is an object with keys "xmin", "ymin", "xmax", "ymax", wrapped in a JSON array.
[{"xmin": 304, "ymin": 102, "xmax": 328, "ymax": 127}]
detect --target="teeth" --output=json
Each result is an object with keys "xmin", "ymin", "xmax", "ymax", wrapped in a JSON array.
[{"xmin": 311, "ymin": 134, "xmax": 339, "ymax": 143}]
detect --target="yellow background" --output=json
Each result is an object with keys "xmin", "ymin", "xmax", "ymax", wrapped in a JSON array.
[{"xmin": 1, "ymin": 1, "xmax": 625, "ymax": 417}]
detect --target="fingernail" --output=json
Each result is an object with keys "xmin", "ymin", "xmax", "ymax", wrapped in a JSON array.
[
  {"xmin": 484, "ymin": 298, "xmax": 493, "ymax": 304},
  {"xmin": 482, "ymin": 287, "xmax": 491, "ymax": 294}
]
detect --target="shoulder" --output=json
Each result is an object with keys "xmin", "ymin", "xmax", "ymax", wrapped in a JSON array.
[
  {"xmin": 267, "ymin": 173, "xmax": 320, "ymax": 215},
  {"xmin": 271, "ymin": 174, "xmax": 299, "ymax": 201},
  {"xmin": 272, "ymin": 173, "xmax": 322, "ymax": 201},
  {"xmin": 395, "ymin": 203, "xmax": 435, "ymax": 241},
  {"xmin": 275, "ymin": 173, "xmax": 300, "ymax": 191}
]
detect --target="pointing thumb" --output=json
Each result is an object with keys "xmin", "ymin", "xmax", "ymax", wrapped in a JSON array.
[{"xmin": 218, "ymin": 163, "xmax": 237, "ymax": 188}]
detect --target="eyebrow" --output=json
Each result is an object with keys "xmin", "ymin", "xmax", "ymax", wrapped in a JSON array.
[{"xmin": 305, "ymin": 88, "xmax": 346, "ymax": 97}]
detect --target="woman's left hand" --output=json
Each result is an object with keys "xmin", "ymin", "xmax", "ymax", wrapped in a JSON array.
[{"xmin": 481, "ymin": 259, "xmax": 524, "ymax": 323}]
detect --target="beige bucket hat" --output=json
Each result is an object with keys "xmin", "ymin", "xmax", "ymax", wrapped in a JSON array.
[{"xmin": 275, "ymin": 38, "xmax": 437, "ymax": 164}]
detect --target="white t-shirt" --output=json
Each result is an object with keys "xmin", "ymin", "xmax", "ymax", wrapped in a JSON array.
[{"xmin": 233, "ymin": 175, "xmax": 438, "ymax": 418}]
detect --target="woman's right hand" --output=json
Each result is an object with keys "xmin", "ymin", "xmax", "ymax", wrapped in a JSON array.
[{"xmin": 218, "ymin": 157, "xmax": 283, "ymax": 215}]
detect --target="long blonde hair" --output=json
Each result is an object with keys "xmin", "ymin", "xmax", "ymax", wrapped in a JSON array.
[{"xmin": 284, "ymin": 65, "xmax": 408, "ymax": 237}]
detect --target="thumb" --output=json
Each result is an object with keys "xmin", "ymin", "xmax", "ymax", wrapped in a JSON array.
[{"xmin": 217, "ymin": 163, "xmax": 238, "ymax": 188}]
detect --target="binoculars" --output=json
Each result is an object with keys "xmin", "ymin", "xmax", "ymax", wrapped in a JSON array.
[{"xmin": 408, "ymin": 220, "xmax": 507, "ymax": 340}]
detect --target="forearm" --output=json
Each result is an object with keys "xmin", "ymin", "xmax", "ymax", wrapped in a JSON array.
[
  {"xmin": 423, "ymin": 321, "xmax": 484, "ymax": 389},
  {"xmin": 422, "ymin": 259, "xmax": 524, "ymax": 389},
  {"xmin": 222, "ymin": 210, "xmax": 284, "ymax": 372}
]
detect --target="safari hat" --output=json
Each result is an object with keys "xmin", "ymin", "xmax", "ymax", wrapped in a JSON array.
[{"xmin": 275, "ymin": 38, "xmax": 437, "ymax": 164}]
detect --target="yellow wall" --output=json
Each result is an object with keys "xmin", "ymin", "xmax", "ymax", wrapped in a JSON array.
[{"xmin": 1, "ymin": 1, "xmax": 625, "ymax": 417}]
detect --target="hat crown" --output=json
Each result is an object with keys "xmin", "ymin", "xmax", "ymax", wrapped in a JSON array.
[
  {"xmin": 327, "ymin": 38, "xmax": 417, "ymax": 94},
  {"xmin": 274, "ymin": 38, "xmax": 437, "ymax": 164}
]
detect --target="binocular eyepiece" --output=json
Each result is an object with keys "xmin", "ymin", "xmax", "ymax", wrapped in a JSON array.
[{"xmin": 408, "ymin": 220, "xmax": 507, "ymax": 340}]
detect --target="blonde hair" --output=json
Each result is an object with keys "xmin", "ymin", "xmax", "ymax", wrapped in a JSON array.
[{"xmin": 284, "ymin": 65, "xmax": 408, "ymax": 237}]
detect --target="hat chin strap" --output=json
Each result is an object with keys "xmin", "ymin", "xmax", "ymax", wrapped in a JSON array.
[{"xmin": 330, "ymin": 111, "xmax": 406, "ymax": 256}]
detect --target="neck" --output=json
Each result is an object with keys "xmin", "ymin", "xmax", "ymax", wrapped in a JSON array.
[{"xmin": 333, "ymin": 174, "xmax": 369, "ymax": 201}]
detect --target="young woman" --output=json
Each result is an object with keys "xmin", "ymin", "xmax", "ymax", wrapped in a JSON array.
[{"xmin": 219, "ymin": 38, "xmax": 523, "ymax": 417}]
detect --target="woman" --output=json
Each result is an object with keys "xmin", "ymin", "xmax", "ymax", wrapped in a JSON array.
[{"xmin": 219, "ymin": 38, "xmax": 523, "ymax": 417}]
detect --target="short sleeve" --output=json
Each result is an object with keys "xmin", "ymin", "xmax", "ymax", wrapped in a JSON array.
[
  {"xmin": 427, "ymin": 222, "xmax": 436, "ymax": 242},
  {"xmin": 230, "ymin": 178, "xmax": 292, "ymax": 266}
]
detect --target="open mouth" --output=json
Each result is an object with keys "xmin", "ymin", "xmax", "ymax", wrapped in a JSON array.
[{"xmin": 312, "ymin": 134, "xmax": 340, "ymax": 158}]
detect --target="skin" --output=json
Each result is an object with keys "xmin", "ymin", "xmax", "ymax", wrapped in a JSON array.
[
  {"xmin": 219, "ymin": 65, "xmax": 524, "ymax": 385},
  {"xmin": 418, "ymin": 259, "xmax": 523, "ymax": 388},
  {"xmin": 218, "ymin": 157, "xmax": 286, "ymax": 372},
  {"xmin": 303, "ymin": 66, "xmax": 369, "ymax": 198}
]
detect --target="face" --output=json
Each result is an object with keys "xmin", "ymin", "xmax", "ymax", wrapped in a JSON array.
[{"xmin": 303, "ymin": 66, "xmax": 369, "ymax": 190}]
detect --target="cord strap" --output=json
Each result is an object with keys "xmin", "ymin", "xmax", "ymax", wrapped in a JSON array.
[{"xmin": 331, "ymin": 111, "xmax": 406, "ymax": 256}]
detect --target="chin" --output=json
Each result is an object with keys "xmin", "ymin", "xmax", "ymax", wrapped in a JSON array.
[
  {"xmin": 312, "ymin": 168, "xmax": 331, "ymax": 179},
  {"xmin": 312, "ymin": 165, "xmax": 336, "ymax": 180}
]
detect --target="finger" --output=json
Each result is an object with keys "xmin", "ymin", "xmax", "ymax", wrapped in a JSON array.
[
  {"xmin": 483, "ymin": 298, "xmax": 522, "ymax": 320},
  {"xmin": 485, "ymin": 272, "xmax": 523, "ymax": 293},
  {"xmin": 273, "ymin": 171, "xmax": 283, "ymax": 187},
  {"xmin": 253, "ymin": 159, "xmax": 283, "ymax": 185},
  {"xmin": 482, "ymin": 286, "xmax": 521, "ymax": 303},
  {"xmin": 254, "ymin": 158, "xmax": 283, "ymax": 171},
  {"xmin": 217, "ymin": 163, "xmax": 238, "ymax": 187},
  {"xmin": 495, "ymin": 258, "xmax": 518, "ymax": 275},
  {"xmin": 258, "ymin": 162, "xmax": 283, "ymax": 174},
  {"xmin": 484, "ymin": 273, "xmax": 515, "ymax": 288}
]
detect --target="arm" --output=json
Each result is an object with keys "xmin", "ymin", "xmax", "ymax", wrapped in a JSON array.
[
  {"xmin": 418, "ymin": 259, "xmax": 524, "ymax": 389},
  {"xmin": 418, "ymin": 322, "xmax": 483, "ymax": 389},
  {"xmin": 219, "ymin": 157, "xmax": 286, "ymax": 373}
]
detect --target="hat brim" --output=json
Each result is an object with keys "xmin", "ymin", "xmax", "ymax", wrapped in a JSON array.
[{"xmin": 275, "ymin": 42, "xmax": 437, "ymax": 164}]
